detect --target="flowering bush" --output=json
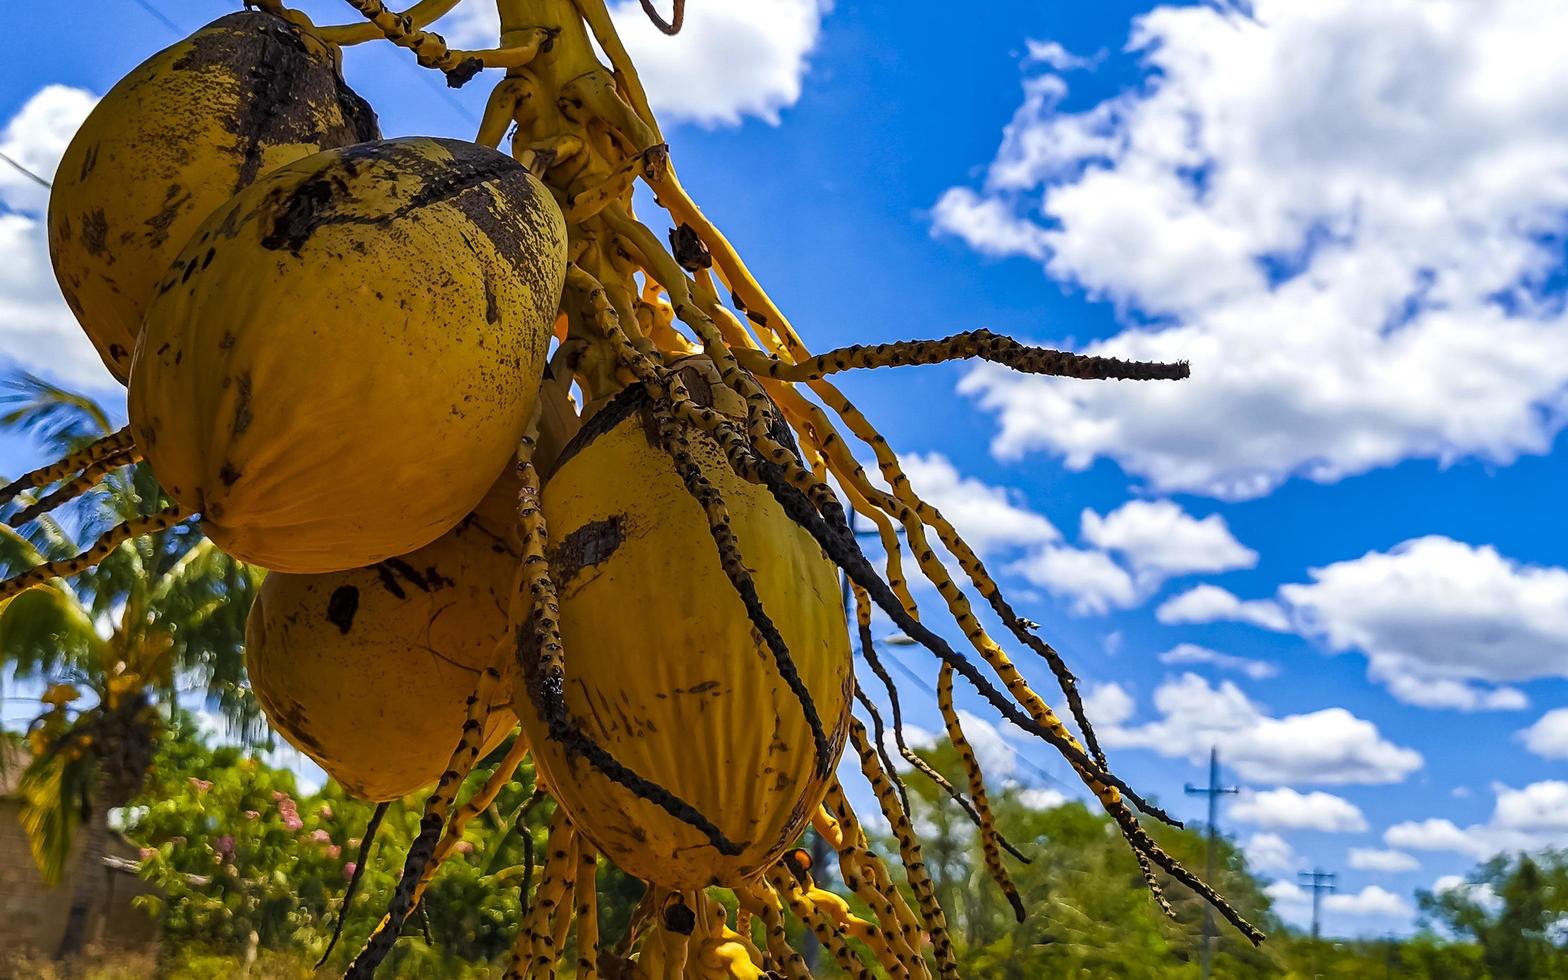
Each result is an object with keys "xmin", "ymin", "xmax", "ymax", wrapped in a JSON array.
[{"xmin": 119, "ymin": 719, "xmax": 561, "ymax": 974}]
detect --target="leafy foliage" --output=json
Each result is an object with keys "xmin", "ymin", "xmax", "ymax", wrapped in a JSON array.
[
  {"xmin": 0, "ymin": 373, "xmax": 261, "ymax": 881},
  {"xmin": 1418, "ymin": 850, "xmax": 1568, "ymax": 979},
  {"xmin": 121, "ymin": 719, "xmax": 575, "ymax": 976}
]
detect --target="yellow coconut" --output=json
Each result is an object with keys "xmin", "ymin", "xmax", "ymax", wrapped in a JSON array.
[
  {"xmin": 48, "ymin": 10, "xmax": 378, "ymax": 382},
  {"xmin": 517, "ymin": 378, "xmax": 852, "ymax": 890},
  {"xmin": 245, "ymin": 468, "xmax": 523, "ymax": 801},
  {"xmin": 129, "ymin": 136, "xmax": 566, "ymax": 573}
]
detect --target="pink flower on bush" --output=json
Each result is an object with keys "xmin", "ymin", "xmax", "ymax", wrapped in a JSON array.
[
  {"xmin": 138, "ymin": 847, "xmax": 156, "ymax": 862},
  {"xmin": 453, "ymin": 840, "xmax": 474, "ymax": 856},
  {"xmin": 318, "ymin": 804, "xmax": 334, "ymax": 820},
  {"xmin": 271, "ymin": 790, "xmax": 289, "ymax": 803},
  {"xmin": 310, "ymin": 829, "xmax": 332, "ymax": 844},
  {"xmin": 188, "ymin": 777, "xmax": 213, "ymax": 793},
  {"xmin": 342, "ymin": 861, "xmax": 357, "ymax": 880},
  {"xmin": 326, "ymin": 845, "xmax": 342, "ymax": 860},
  {"xmin": 275, "ymin": 794, "xmax": 303, "ymax": 831},
  {"xmin": 244, "ymin": 810, "xmax": 260, "ymax": 821},
  {"xmin": 215, "ymin": 835, "xmax": 235, "ymax": 858}
]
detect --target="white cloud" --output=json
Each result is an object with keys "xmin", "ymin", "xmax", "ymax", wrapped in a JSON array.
[
  {"xmin": 1386, "ymin": 781, "xmax": 1568, "ymax": 859},
  {"xmin": 931, "ymin": 186, "xmax": 1052, "ymax": 260},
  {"xmin": 1232, "ymin": 788, "xmax": 1368, "ymax": 833},
  {"xmin": 1081, "ymin": 682, "xmax": 1136, "ymax": 728},
  {"xmin": 0, "ymin": 86, "xmax": 115, "ymax": 389},
  {"xmin": 1158, "ymin": 642, "xmax": 1278, "ymax": 680},
  {"xmin": 956, "ymin": 710, "xmax": 1015, "ymax": 781},
  {"xmin": 900, "ymin": 452, "xmax": 1059, "ymax": 554},
  {"xmin": 1009, "ymin": 544, "xmax": 1137, "ymax": 614},
  {"xmin": 1081, "ymin": 499, "xmax": 1256, "ymax": 578},
  {"xmin": 1349, "ymin": 848, "xmax": 1421, "ymax": 873},
  {"xmin": 858, "ymin": 456, "xmax": 1246, "ymax": 617},
  {"xmin": 1015, "ymin": 786, "xmax": 1068, "ymax": 810},
  {"xmin": 438, "ymin": 1, "xmax": 828, "ymax": 126},
  {"xmin": 939, "ymin": 0, "xmax": 1568, "ymax": 499},
  {"xmin": 881, "ymin": 723, "xmax": 936, "ymax": 772},
  {"xmin": 1520, "ymin": 709, "xmax": 1568, "ymax": 759},
  {"xmin": 1492, "ymin": 780, "xmax": 1568, "ymax": 834},
  {"xmin": 1282, "ymin": 536, "xmax": 1566, "ymax": 710},
  {"xmin": 1011, "ymin": 498, "xmax": 1254, "ymax": 613},
  {"xmin": 1244, "ymin": 832, "xmax": 1299, "ymax": 872},
  {"xmin": 1, "ymin": 84, "xmax": 95, "ymax": 211},
  {"xmin": 1431, "ymin": 876, "xmax": 1502, "ymax": 913},
  {"xmin": 1385, "ymin": 819, "xmax": 1489, "ymax": 859},
  {"xmin": 1094, "ymin": 674, "xmax": 1421, "ymax": 785},
  {"xmin": 1327, "ymin": 886, "xmax": 1413, "ymax": 919},
  {"xmin": 1023, "ymin": 40, "xmax": 1100, "ymax": 73},
  {"xmin": 1268, "ymin": 881, "xmax": 1413, "ymax": 922},
  {"xmin": 1156, "ymin": 585, "xmax": 1289, "ymax": 631}
]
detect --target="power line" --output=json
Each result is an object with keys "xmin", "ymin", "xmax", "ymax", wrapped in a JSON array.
[
  {"xmin": 874, "ymin": 641, "xmax": 1068, "ymax": 791},
  {"xmin": 127, "ymin": 0, "xmax": 479, "ymax": 128},
  {"xmin": 130, "ymin": 0, "xmax": 183, "ymax": 35},
  {"xmin": 0, "ymin": 151, "xmax": 50, "ymax": 189}
]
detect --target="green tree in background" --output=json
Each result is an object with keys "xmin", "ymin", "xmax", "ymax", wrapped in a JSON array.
[
  {"xmin": 899, "ymin": 741, "xmax": 1279, "ymax": 978},
  {"xmin": 121, "ymin": 719, "xmax": 589, "ymax": 978},
  {"xmin": 0, "ymin": 374, "xmax": 261, "ymax": 956},
  {"xmin": 10, "ymin": 719, "xmax": 1530, "ymax": 978},
  {"xmin": 1418, "ymin": 850, "xmax": 1568, "ymax": 979},
  {"xmin": 890, "ymin": 740, "xmax": 1500, "ymax": 979}
]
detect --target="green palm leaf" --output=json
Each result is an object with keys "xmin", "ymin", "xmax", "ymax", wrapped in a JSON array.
[{"xmin": 17, "ymin": 718, "xmax": 97, "ymax": 885}]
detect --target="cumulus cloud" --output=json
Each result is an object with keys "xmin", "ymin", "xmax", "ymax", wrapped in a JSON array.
[
  {"xmin": 1156, "ymin": 585, "xmax": 1289, "ymax": 631},
  {"xmin": 1232, "ymin": 788, "xmax": 1368, "ymax": 833},
  {"xmin": 1023, "ymin": 40, "xmax": 1100, "ymax": 73},
  {"xmin": 1080, "ymin": 499, "xmax": 1256, "ymax": 578},
  {"xmin": 862, "ymin": 454, "xmax": 1252, "ymax": 616},
  {"xmin": 1281, "ymin": 537, "xmax": 1563, "ymax": 710},
  {"xmin": 1386, "ymin": 781, "xmax": 1568, "ymax": 859},
  {"xmin": 1011, "ymin": 499, "xmax": 1256, "ymax": 614},
  {"xmin": 1268, "ymin": 881, "xmax": 1413, "ymax": 921},
  {"xmin": 930, "ymin": 186, "xmax": 1052, "ymax": 260},
  {"xmin": 1091, "ymin": 674, "xmax": 1421, "ymax": 785},
  {"xmin": 1520, "ymin": 709, "xmax": 1568, "ymax": 759},
  {"xmin": 881, "ymin": 723, "xmax": 937, "ymax": 773},
  {"xmin": 1431, "ymin": 875, "xmax": 1502, "ymax": 912},
  {"xmin": 955, "ymin": 710, "xmax": 1016, "ymax": 780},
  {"xmin": 1009, "ymin": 544, "xmax": 1137, "ymax": 615},
  {"xmin": 1157, "ymin": 642, "xmax": 1278, "ymax": 680},
  {"xmin": 1244, "ymin": 832, "xmax": 1299, "ymax": 873},
  {"xmin": 900, "ymin": 452, "xmax": 1059, "ymax": 554},
  {"xmin": 0, "ymin": 86, "xmax": 115, "ymax": 389},
  {"xmin": 1, "ymin": 84, "xmax": 94, "ymax": 211},
  {"xmin": 438, "ymin": 0, "xmax": 828, "ymax": 126},
  {"xmin": 1015, "ymin": 786, "xmax": 1068, "ymax": 810},
  {"xmin": 1349, "ymin": 848, "xmax": 1421, "ymax": 873},
  {"xmin": 1081, "ymin": 682, "xmax": 1136, "ymax": 728},
  {"xmin": 937, "ymin": 0, "xmax": 1568, "ymax": 499}
]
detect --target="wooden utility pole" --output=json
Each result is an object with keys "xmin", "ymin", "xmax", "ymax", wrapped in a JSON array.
[{"xmin": 1185, "ymin": 747, "xmax": 1238, "ymax": 980}]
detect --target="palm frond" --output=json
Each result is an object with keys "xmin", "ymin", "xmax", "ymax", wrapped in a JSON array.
[
  {"xmin": 0, "ymin": 373, "xmax": 113, "ymax": 449},
  {"xmin": 18, "ymin": 715, "xmax": 98, "ymax": 885},
  {"xmin": 0, "ymin": 582, "xmax": 105, "ymax": 682},
  {"xmin": 0, "ymin": 522, "xmax": 52, "ymax": 575}
]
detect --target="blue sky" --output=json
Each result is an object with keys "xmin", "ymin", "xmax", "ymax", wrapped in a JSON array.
[{"xmin": 6, "ymin": 0, "xmax": 1568, "ymax": 939}]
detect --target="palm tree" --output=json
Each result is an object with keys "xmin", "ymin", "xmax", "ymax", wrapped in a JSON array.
[{"xmin": 0, "ymin": 374, "xmax": 262, "ymax": 957}]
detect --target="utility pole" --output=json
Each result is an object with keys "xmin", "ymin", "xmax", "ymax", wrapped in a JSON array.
[
  {"xmin": 1299, "ymin": 867, "xmax": 1337, "ymax": 978},
  {"xmin": 1299, "ymin": 868, "xmax": 1336, "ymax": 940},
  {"xmin": 1185, "ymin": 747, "xmax": 1238, "ymax": 980}
]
